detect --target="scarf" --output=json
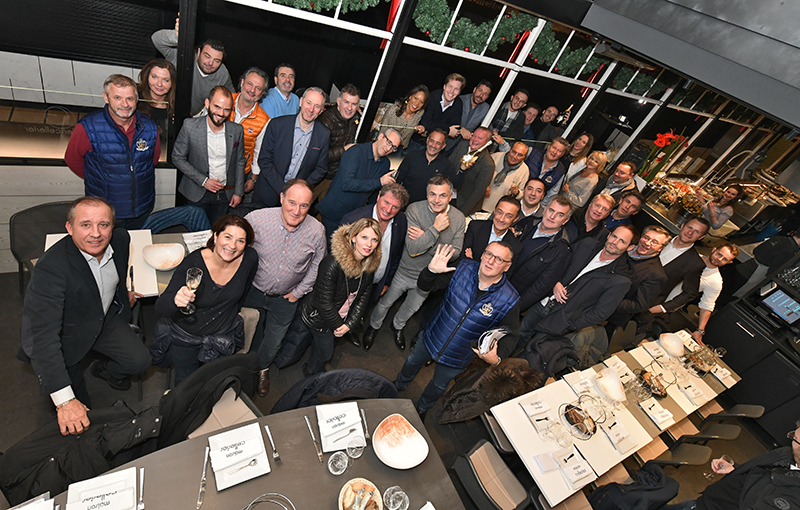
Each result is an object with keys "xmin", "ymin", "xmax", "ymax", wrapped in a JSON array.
[{"xmin": 492, "ymin": 155, "xmax": 522, "ymax": 188}]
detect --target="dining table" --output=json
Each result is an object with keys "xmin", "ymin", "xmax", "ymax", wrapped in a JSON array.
[
  {"xmin": 53, "ymin": 398, "xmax": 464, "ymax": 510},
  {"xmin": 491, "ymin": 333, "xmax": 741, "ymax": 507}
]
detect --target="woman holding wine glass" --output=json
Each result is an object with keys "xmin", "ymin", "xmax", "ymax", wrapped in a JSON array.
[
  {"xmin": 301, "ymin": 218, "xmax": 382, "ymax": 377},
  {"xmin": 151, "ymin": 215, "xmax": 258, "ymax": 384}
]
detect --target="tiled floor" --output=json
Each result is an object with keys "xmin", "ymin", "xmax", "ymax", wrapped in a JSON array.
[{"xmin": 0, "ymin": 271, "xmax": 773, "ymax": 508}]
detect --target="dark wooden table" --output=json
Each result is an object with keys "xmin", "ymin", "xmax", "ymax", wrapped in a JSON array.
[{"xmin": 55, "ymin": 399, "xmax": 464, "ymax": 510}]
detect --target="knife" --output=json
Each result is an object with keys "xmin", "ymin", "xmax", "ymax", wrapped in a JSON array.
[
  {"xmin": 304, "ymin": 415, "xmax": 323, "ymax": 464},
  {"xmin": 197, "ymin": 446, "xmax": 209, "ymax": 509}
]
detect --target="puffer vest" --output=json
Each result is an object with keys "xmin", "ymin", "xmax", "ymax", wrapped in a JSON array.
[
  {"xmin": 80, "ymin": 107, "xmax": 158, "ymax": 219},
  {"xmin": 230, "ymin": 93, "xmax": 270, "ymax": 175},
  {"xmin": 423, "ymin": 259, "xmax": 520, "ymax": 369}
]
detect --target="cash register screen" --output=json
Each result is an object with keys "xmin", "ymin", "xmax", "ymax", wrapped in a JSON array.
[{"xmin": 761, "ymin": 289, "xmax": 800, "ymax": 325}]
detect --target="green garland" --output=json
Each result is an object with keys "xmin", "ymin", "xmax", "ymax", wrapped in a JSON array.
[
  {"xmin": 272, "ymin": 0, "xmax": 387, "ymax": 14},
  {"xmin": 613, "ymin": 66, "xmax": 669, "ymax": 97}
]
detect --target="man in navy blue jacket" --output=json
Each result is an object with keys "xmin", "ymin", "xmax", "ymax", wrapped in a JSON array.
[{"xmin": 253, "ymin": 87, "xmax": 330, "ymax": 208}]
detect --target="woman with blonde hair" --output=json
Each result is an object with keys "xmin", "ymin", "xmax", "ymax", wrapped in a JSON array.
[
  {"xmin": 302, "ymin": 217, "xmax": 382, "ymax": 375},
  {"xmin": 561, "ymin": 150, "xmax": 607, "ymax": 208}
]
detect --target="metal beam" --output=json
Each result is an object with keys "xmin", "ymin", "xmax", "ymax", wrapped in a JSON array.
[{"xmin": 175, "ymin": 0, "xmax": 200, "ymax": 133}]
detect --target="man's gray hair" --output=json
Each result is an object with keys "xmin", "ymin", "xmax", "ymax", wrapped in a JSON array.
[
  {"xmin": 302, "ymin": 86, "xmax": 327, "ymax": 103},
  {"xmin": 67, "ymin": 196, "xmax": 115, "ymax": 225},
  {"xmin": 103, "ymin": 74, "xmax": 137, "ymax": 94},
  {"xmin": 382, "ymin": 127, "xmax": 401, "ymax": 141},
  {"xmin": 239, "ymin": 67, "xmax": 269, "ymax": 101}
]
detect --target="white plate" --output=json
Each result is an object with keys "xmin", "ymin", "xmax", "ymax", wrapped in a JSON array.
[
  {"xmin": 142, "ymin": 243, "xmax": 185, "ymax": 271},
  {"xmin": 372, "ymin": 413, "xmax": 429, "ymax": 470}
]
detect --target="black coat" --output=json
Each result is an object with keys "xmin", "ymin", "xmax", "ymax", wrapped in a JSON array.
[
  {"xmin": 509, "ymin": 226, "xmax": 572, "ymax": 312},
  {"xmin": 411, "ymin": 89, "xmax": 462, "ymax": 145},
  {"xmin": 19, "ymin": 228, "xmax": 132, "ymax": 395},
  {"xmin": 317, "ymin": 106, "xmax": 359, "ymax": 179},
  {"xmin": 607, "ymin": 254, "xmax": 668, "ymax": 327},
  {"xmin": 0, "ymin": 401, "xmax": 161, "ymax": 506},
  {"xmin": 535, "ymin": 237, "xmax": 633, "ymax": 336},
  {"xmin": 271, "ymin": 368, "xmax": 397, "ymax": 414},
  {"xmin": 463, "ymin": 219, "xmax": 522, "ymax": 263},
  {"xmin": 341, "ymin": 205, "xmax": 407, "ymax": 302},
  {"xmin": 657, "ymin": 246, "xmax": 705, "ymax": 312}
]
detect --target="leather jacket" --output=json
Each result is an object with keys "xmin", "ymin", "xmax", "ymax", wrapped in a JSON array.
[{"xmin": 318, "ymin": 106, "xmax": 360, "ymax": 179}]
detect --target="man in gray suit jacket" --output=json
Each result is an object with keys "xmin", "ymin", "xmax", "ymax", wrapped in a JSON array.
[{"xmin": 173, "ymin": 86, "xmax": 245, "ymax": 224}]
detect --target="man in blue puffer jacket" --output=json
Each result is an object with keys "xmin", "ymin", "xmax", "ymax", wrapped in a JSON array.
[
  {"xmin": 395, "ymin": 241, "xmax": 520, "ymax": 418},
  {"xmin": 65, "ymin": 74, "xmax": 160, "ymax": 229}
]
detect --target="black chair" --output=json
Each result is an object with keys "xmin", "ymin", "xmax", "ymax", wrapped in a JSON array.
[
  {"xmin": 9, "ymin": 201, "xmax": 72, "ymax": 295},
  {"xmin": 451, "ymin": 439, "xmax": 530, "ymax": 510},
  {"xmin": 651, "ymin": 443, "xmax": 712, "ymax": 467},
  {"xmin": 480, "ymin": 412, "xmax": 515, "ymax": 456},
  {"xmin": 698, "ymin": 404, "xmax": 765, "ymax": 428}
]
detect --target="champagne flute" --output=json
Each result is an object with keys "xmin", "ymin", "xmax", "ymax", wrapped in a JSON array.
[{"xmin": 181, "ymin": 268, "xmax": 203, "ymax": 315}]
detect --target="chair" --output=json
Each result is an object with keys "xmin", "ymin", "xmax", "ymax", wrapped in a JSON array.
[
  {"xmin": 451, "ymin": 440, "xmax": 530, "ymax": 510},
  {"xmin": 698, "ymin": 404, "xmax": 764, "ymax": 428},
  {"xmin": 650, "ymin": 443, "xmax": 712, "ymax": 467},
  {"xmin": 188, "ymin": 387, "xmax": 263, "ymax": 438},
  {"xmin": 608, "ymin": 321, "xmax": 637, "ymax": 354},
  {"xmin": 673, "ymin": 423, "xmax": 741, "ymax": 446},
  {"xmin": 480, "ymin": 412, "xmax": 515, "ymax": 455},
  {"xmin": 529, "ymin": 485, "xmax": 591, "ymax": 510},
  {"xmin": 9, "ymin": 201, "xmax": 72, "ymax": 295}
]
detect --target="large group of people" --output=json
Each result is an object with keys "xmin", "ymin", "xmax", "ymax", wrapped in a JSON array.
[{"xmin": 32, "ymin": 21, "xmax": 752, "ymax": 439}]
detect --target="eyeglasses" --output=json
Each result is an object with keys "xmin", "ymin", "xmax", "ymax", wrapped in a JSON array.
[
  {"xmin": 382, "ymin": 133, "xmax": 398, "ymax": 153},
  {"xmin": 482, "ymin": 251, "xmax": 510, "ymax": 264},
  {"xmin": 787, "ymin": 430, "xmax": 800, "ymax": 445}
]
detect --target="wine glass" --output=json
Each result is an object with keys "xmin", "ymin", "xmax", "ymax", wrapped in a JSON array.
[
  {"xmin": 383, "ymin": 486, "xmax": 409, "ymax": 510},
  {"xmin": 181, "ymin": 268, "xmax": 203, "ymax": 314},
  {"xmin": 327, "ymin": 451, "xmax": 348, "ymax": 476},
  {"xmin": 346, "ymin": 436, "xmax": 366, "ymax": 460},
  {"xmin": 703, "ymin": 454, "xmax": 733, "ymax": 481}
]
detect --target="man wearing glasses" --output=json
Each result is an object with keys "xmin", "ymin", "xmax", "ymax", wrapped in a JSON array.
[
  {"xmin": 662, "ymin": 421, "xmax": 800, "ymax": 509},
  {"xmin": 490, "ymin": 88, "xmax": 529, "ymax": 145},
  {"xmin": 395, "ymin": 241, "xmax": 520, "ymax": 419},
  {"xmin": 316, "ymin": 129, "xmax": 402, "ymax": 239}
]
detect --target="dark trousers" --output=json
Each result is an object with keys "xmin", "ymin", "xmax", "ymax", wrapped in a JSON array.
[
  {"xmin": 395, "ymin": 341, "xmax": 467, "ymax": 413},
  {"xmin": 190, "ymin": 190, "xmax": 230, "ymax": 225},
  {"xmin": 115, "ymin": 206, "xmax": 153, "ymax": 230},
  {"xmin": 67, "ymin": 311, "xmax": 151, "ymax": 405},
  {"xmin": 306, "ymin": 328, "xmax": 335, "ymax": 373},
  {"xmin": 243, "ymin": 286, "xmax": 299, "ymax": 369}
]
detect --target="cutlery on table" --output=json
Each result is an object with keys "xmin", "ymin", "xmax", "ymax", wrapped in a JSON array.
[
  {"xmin": 228, "ymin": 458, "xmax": 257, "ymax": 475},
  {"xmin": 137, "ymin": 467, "xmax": 145, "ymax": 510},
  {"xmin": 304, "ymin": 415, "xmax": 324, "ymax": 464},
  {"xmin": 197, "ymin": 446, "xmax": 209, "ymax": 510},
  {"xmin": 265, "ymin": 425, "xmax": 281, "ymax": 464},
  {"xmin": 360, "ymin": 409, "xmax": 370, "ymax": 441},
  {"xmin": 332, "ymin": 427, "xmax": 359, "ymax": 443}
]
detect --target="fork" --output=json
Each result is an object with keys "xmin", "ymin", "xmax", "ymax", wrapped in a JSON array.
[
  {"xmin": 265, "ymin": 425, "xmax": 281, "ymax": 464},
  {"xmin": 333, "ymin": 427, "xmax": 358, "ymax": 442},
  {"xmin": 137, "ymin": 467, "xmax": 145, "ymax": 510}
]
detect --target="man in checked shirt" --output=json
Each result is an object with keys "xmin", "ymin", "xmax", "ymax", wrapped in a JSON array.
[{"xmin": 244, "ymin": 178, "xmax": 326, "ymax": 396}]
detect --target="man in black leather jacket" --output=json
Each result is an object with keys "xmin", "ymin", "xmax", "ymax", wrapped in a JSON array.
[{"xmin": 316, "ymin": 83, "xmax": 362, "ymax": 201}]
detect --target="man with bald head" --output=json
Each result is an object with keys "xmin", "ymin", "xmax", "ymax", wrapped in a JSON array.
[
  {"xmin": 253, "ymin": 87, "xmax": 331, "ymax": 208},
  {"xmin": 450, "ymin": 126, "xmax": 496, "ymax": 216}
]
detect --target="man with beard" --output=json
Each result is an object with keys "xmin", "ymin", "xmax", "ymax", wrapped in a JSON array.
[
  {"xmin": 260, "ymin": 63, "xmax": 300, "ymax": 119},
  {"xmin": 448, "ymin": 80, "xmax": 492, "ymax": 151},
  {"xmin": 481, "ymin": 142, "xmax": 530, "ymax": 212},
  {"xmin": 396, "ymin": 129, "xmax": 458, "ymax": 204},
  {"xmin": 173, "ymin": 86, "xmax": 245, "ymax": 224},
  {"xmin": 518, "ymin": 225, "xmax": 636, "ymax": 354},
  {"xmin": 316, "ymin": 84, "xmax": 362, "ymax": 200},
  {"xmin": 65, "ymin": 74, "xmax": 160, "ymax": 230},
  {"xmin": 530, "ymin": 105, "xmax": 563, "ymax": 142},
  {"xmin": 490, "ymin": 88, "xmax": 529, "ymax": 144},
  {"xmin": 152, "ymin": 19, "xmax": 234, "ymax": 114},
  {"xmin": 253, "ymin": 87, "xmax": 330, "ymax": 208},
  {"xmin": 590, "ymin": 161, "xmax": 638, "ymax": 204},
  {"xmin": 451, "ymin": 127, "xmax": 496, "ymax": 216}
]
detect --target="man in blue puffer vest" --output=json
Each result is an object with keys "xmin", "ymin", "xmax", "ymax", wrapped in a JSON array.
[
  {"xmin": 65, "ymin": 74, "xmax": 160, "ymax": 230},
  {"xmin": 395, "ymin": 241, "xmax": 520, "ymax": 418}
]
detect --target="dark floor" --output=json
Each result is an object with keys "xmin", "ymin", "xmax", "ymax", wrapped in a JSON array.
[{"xmin": 0, "ymin": 271, "xmax": 773, "ymax": 507}]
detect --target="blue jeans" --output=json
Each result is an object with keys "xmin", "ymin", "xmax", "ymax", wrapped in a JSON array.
[
  {"xmin": 395, "ymin": 341, "xmax": 467, "ymax": 413},
  {"xmin": 306, "ymin": 328, "xmax": 335, "ymax": 373},
  {"xmin": 243, "ymin": 286, "xmax": 299, "ymax": 369},
  {"xmin": 190, "ymin": 190, "xmax": 230, "ymax": 226},
  {"xmin": 662, "ymin": 500, "xmax": 696, "ymax": 510},
  {"xmin": 142, "ymin": 206, "xmax": 211, "ymax": 233}
]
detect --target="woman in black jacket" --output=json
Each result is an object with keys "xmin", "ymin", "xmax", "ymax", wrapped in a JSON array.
[{"xmin": 302, "ymin": 217, "xmax": 382, "ymax": 376}]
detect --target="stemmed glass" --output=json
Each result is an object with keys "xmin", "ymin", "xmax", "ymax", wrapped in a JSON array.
[
  {"xmin": 347, "ymin": 437, "xmax": 366, "ymax": 460},
  {"xmin": 703, "ymin": 454, "xmax": 733, "ymax": 481},
  {"xmin": 383, "ymin": 486, "xmax": 409, "ymax": 510},
  {"xmin": 181, "ymin": 268, "xmax": 203, "ymax": 314}
]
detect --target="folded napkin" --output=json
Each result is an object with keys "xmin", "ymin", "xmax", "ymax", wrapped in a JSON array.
[
  {"xmin": 605, "ymin": 356, "xmax": 635, "ymax": 384},
  {"xmin": 679, "ymin": 382, "xmax": 704, "ymax": 405},
  {"xmin": 66, "ymin": 466, "xmax": 136, "ymax": 510},
  {"xmin": 553, "ymin": 447, "xmax": 593, "ymax": 487},
  {"xmin": 520, "ymin": 399, "xmax": 550, "ymax": 417},
  {"xmin": 534, "ymin": 452, "xmax": 560, "ymax": 473},
  {"xmin": 600, "ymin": 421, "xmax": 637, "ymax": 454},
  {"xmin": 317, "ymin": 402, "xmax": 365, "ymax": 452},
  {"xmin": 639, "ymin": 398, "xmax": 673, "ymax": 426},
  {"xmin": 208, "ymin": 422, "xmax": 265, "ymax": 471},
  {"xmin": 643, "ymin": 341, "xmax": 667, "ymax": 360}
]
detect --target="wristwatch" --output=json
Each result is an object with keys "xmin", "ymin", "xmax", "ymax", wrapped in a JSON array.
[{"xmin": 696, "ymin": 329, "xmax": 705, "ymax": 336}]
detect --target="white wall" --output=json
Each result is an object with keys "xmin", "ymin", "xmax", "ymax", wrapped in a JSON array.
[{"xmin": 1, "ymin": 166, "xmax": 176, "ymax": 274}]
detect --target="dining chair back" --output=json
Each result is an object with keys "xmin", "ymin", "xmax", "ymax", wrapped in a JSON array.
[
  {"xmin": 451, "ymin": 439, "xmax": 530, "ymax": 510},
  {"xmin": 9, "ymin": 201, "xmax": 72, "ymax": 295}
]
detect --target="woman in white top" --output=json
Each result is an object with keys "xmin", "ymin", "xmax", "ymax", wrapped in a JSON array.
[
  {"xmin": 561, "ymin": 132, "xmax": 594, "ymax": 180},
  {"xmin": 561, "ymin": 151, "xmax": 607, "ymax": 208},
  {"xmin": 695, "ymin": 184, "xmax": 744, "ymax": 230}
]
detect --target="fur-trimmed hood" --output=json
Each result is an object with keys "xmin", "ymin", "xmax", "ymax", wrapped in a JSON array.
[{"xmin": 330, "ymin": 225, "xmax": 382, "ymax": 278}]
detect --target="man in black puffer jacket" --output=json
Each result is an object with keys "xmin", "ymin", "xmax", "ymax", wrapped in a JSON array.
[{"xmin": 315, "ymin": 84, "xmax": 362, "ymax": 200}]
